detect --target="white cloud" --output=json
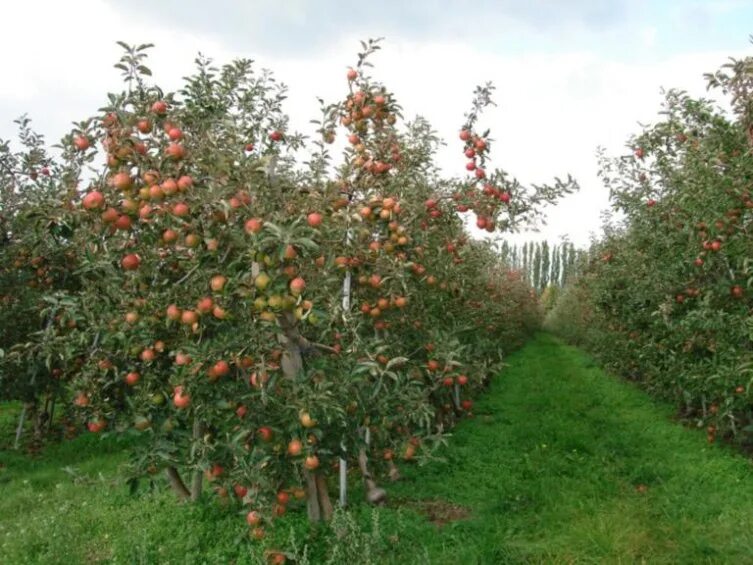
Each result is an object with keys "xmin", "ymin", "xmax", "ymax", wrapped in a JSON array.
[{"xmin": 0, "ymin": 1, "xmax": 744, "ymax": 248}]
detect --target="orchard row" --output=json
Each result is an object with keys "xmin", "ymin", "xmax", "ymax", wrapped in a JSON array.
[
  {"xmin": 546, "ymin": 49, "xmax": 753, "ymax": 447},
  {"xmin": 0, "ymin": 39, "xmax": 571, "ymax": 545}
]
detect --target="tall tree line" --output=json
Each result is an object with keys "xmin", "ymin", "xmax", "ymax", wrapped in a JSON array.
[{"xmin": 499, "ymin": 240, "xmax": 584, "ymax": 293}]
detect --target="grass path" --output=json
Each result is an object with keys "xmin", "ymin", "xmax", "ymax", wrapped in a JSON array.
[
  {"xmin": 4, "ymin": 333, "xmax": 753, "ymax": 563},
  {"xmin": 390, "ymin": 333, "xmax": 753, "ymax": 563}
]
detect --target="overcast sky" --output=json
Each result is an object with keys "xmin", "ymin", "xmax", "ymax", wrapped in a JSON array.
[{"xmin": 2, "ymin": 0, "xmax": 751, "ymax": 247}]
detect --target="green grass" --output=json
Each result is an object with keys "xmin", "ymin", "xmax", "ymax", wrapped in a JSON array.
[{"xmin": 4, "ymin": 333, "xmax": 753, "ymax": 563}]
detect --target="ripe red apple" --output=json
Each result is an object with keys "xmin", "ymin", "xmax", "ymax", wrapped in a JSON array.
[
  {"xmin": 289, "ymin": 277, "xmax": 306, "ymax": 296},
  {"xmin": 73, "ymin": 135, "xmax": 90, "ymax": 151},
  {"xmin": 167, "ymin": 127, "xmax": 183, "ymax": 141},
  {"xmin": 258, "ymin": 426, "xmax": 273, "ymax": 442},
  {"xmin": 74, "ymin": 392, "xmax": 90, "ymax": 407},
  {"xmin": 165, "ymin": 143, "xmax": 185, "ymax": 160},
  {"xmin": 210, "ymin": 275, "xmax": 227, "ymax": 292},
  {"xmin": 82, "ymin": 191, "xmax": 105, "ymax": 210},
  {"xmin": 148, "ymin": 185, "xmax": 164, "ymax": 200},
  {"xmin": 166, "ymin": 304, "xmax": 182, "ymax": 321},
  {"xmin": 304, "ymin": 455, "xmax": 320, "ymax": 470},
  {"xmin": 269, "ymin": 130, "xmax": 283, "ymax": 142},
  {"xmin": 731, "ymin": 285, "xmax": 744, "ymax": 299},
  {"xmin": 137, "ymin": 119, "xmax": 152, "ymax": 134},
  {"xmin": 177, "ymin": 175, "xmax": 193, "ymax": 191},
  {"xmin": 114, "ymin": 215, "xmax": 132, "ymax": 230},
  {"xmin": 246, "ymin": 511, "xmax": 262, "ymax": 526},
  {"xmin": 457, "ymin": 375, "xmax": 468, "ymax": 386},
  {"xmin": 459, "ymin": 130, "xmax": 471, "ymax": 141},
  {"xmin": 87, "ymin": 419, "xmax": 106, "ymax": 433},
  {"xmin": 173, "ymin": 386, "xmax": 190, "ymax": 409},
  {"xmin": 175, "ymin": 352, "xmax": 192, "ymax": 366},
  {"xmin": 172, "ymin": 202, "xmax": 189, "ymax": 217},
  {"xmin": 151, "ymin": 100, "xmax": 168, "ymax": 114},
  {"xmin": 197, "ymin": 297, "xmax": 214, "ymax": 314},
  {"xmin": 162, "ymin": 229, "xmax": 178, "ymax": 244},
  {"xmin": 181, "ymin": 310, "xmax": 199, "ymax": 325},
  {"xmin": 236, "ymin": 405, "xmax": 248, "ymax": 419},
  {"xmin": 140, "ymin": 348, "xmax": 156, "ymax": 362},
  {"xmin": 307, "ymin": 212, "xmax": 323, "ymax": 227},
  {"xmin": 124, "ymin": 372, "xmax": 140, "ymax": 386},
  {"xmin": 121, "ymin": 254, "xmax": 141, "ymax": 271},
  {"xmin": 112, "ymin": 172, "xmax": 132, "ymax": 190},
  {"xmin": 244, "ymin": 218, "xmax": 263, "ymax": 234},
  {"xmin": 287, "ymin": 439, "xmax": 303, "ymax": 457},
  {"xmin": 234, "ymin": 484, "xmax": 248, "ymax": 498},
  {"xmin": 212, "ymin": 360, "xmax": 231, "ymax": 377},
  {"xmin": 347, "ymin": 68, "xmax": 358, "ymax": 81}
]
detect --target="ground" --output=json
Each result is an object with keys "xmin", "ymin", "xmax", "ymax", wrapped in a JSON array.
[{"xmin": 3, "ymin": 334, "xmax": 753, "ymax": 563}]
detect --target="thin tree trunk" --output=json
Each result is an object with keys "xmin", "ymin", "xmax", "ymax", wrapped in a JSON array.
[
  {"xmin": 47, "ymin": 395, "xmax": 56, "ymax": 433},
  {"xmin": 388, "ymin": 460, "xmax": 401, "ymax": 482},
  {"xmin": 357, "ymin": 439, "xmax": 387, "ymax": 504},
  {"xmin": 305, "ymin": 470, "xmax": 321, "ymax": 522},
  {"xmin": 190, "ymin": 418, "xmax": 203, "ymax": 502},
  {"xmin": 165, "ymin": 466, "xmax": 191, "ymax": 501},
  {"xmin": 316, "ymin": 472, "xmax": 334, "ymax": 520}
]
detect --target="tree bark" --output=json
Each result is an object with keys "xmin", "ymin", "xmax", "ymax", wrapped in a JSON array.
[
  {"xmin": 388, "ymin": 460, "xmax": 401, "ymax": 482},
  {"xmin": 316, "ymin": 472, "xmax": 334, "ymax": 520},
  {"xmin": 190, "ymin": 418, "xmax": 203, "ymax": 502},
  {"xmin": 47, "ymin": 395, "xmax": 56, "ymax": 433},
  {"xmin": 305, "ymin": 470, "xmax": 321, "ymax": 522},
  {"xmin": 165, "ymin": 466, "xmax": 191, "ymax": 501},
  {"xmin": 358, "ymin": 444, "xmax": 387, "ymax": 504}
]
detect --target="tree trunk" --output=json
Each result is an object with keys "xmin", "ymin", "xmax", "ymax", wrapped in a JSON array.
[
  {"xmin": 316, "ymin": 472, "xmax": 334, "ymax": 520},
  {"xmin": 357, "ymin": 441, "xmax": 387, "ymax": 504},
  {"xmin": 305, "ymin": 470, "xmax": 321, "ymax": 522},
  {"xmin": 47, "ymin": 395, "xmax": 56, "ymax": 433},
  {"xmin": 388, "ymin": 460, "xmax": 401, "ymax": 482},
  {"xmin": 165, "ymin": 466, "xmax": 191, "ymax": 501},
  {"xmin": 34, "ymin": 395, "xmax": 50, "ymax": 440},
  {"xmin": 190, "ymin": 418, "xmax": 203, "ymax": 502}
]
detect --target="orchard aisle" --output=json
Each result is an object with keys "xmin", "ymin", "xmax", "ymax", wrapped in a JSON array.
[
  {"xmin": 394, "ymin": 333, "xmax": 753, "ymax": 563},
  {"xmin": 6, "ymin": 335, "xmax": 753, "ymax": 563}
]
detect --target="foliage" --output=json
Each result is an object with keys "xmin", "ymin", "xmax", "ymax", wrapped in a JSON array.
[
  {"xmin": 546, "ymin": 45, "xmax": 753, "ymax": 446},
  {"xmin": 0, "ymin": 38, "xmax": 571, "ymax": 543}
]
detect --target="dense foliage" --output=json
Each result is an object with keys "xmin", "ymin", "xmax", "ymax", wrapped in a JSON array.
[
  {"xmin": 547, "ymin": 48, "xmax": 753, "ymax": 447},
  {"xmin": 0, "ymin": 39, "xmax": 572, "ymax": 552}
]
